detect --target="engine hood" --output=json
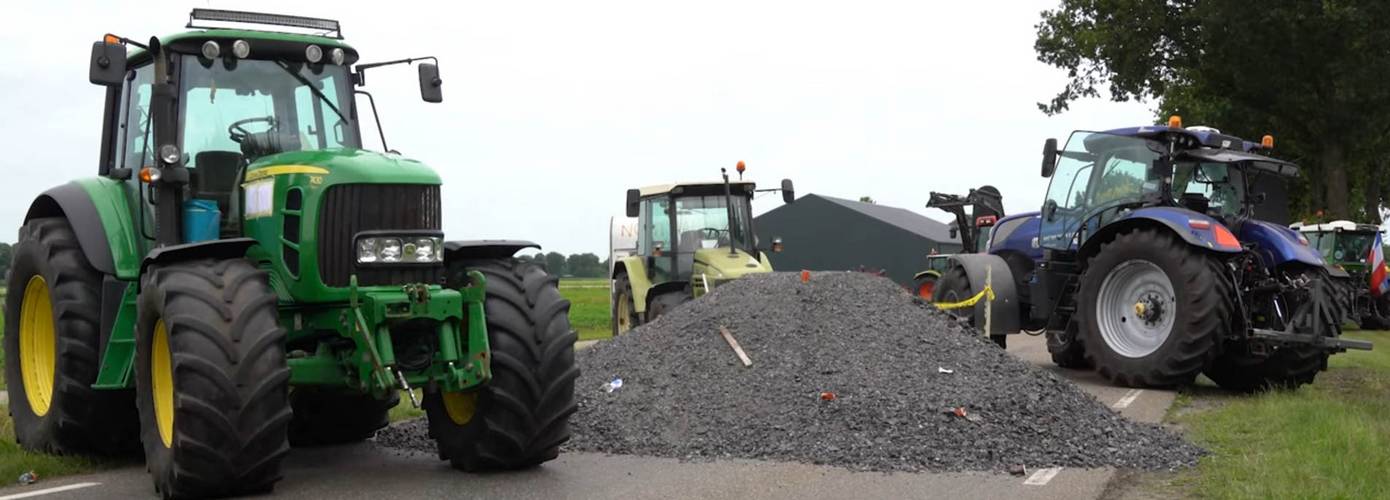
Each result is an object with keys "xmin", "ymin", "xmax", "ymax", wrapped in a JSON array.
[
  {"xmin": 692, "ymin": 247, "xmax": 773, "ymax": 279},
  {"xmin": 245, "ymin": 148, "xmax": 441, "ymax": 186}
]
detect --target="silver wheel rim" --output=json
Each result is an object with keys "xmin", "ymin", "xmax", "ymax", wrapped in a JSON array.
[{"xmin": 1096, "ymin": 259, "xmax": 1176, "ymax": 358}]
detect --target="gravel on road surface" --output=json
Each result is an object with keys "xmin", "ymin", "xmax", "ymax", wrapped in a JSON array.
[{"xmin": 377, "ymin": 272, "xmax": 1202, "ymax": 473}]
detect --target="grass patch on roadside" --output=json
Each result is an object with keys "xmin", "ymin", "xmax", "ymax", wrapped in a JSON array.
[
  {"xmin": 1169, "ymin": 330, "xmax": 1390, "ymax": 499},
  {"xmin": 560, "ymin": 278, "xmax": 611, "ymax": 342},
  {"xmin": 0, "ymin": 405, "xmax": 112, "ymax": 482}
]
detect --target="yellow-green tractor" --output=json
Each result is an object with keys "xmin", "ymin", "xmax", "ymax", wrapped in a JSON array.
[{"xmin": 609, "ymin": 162, "xmax": 793, "ymax": 334}]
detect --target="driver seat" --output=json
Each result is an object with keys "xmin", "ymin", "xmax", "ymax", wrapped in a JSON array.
[{"xmin": 192, "ymin": 151, "xmax": 245, "ymax": 213}]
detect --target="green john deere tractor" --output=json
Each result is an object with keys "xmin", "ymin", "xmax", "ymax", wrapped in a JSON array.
[
  {"xmin": 6, "ymin": 10, "xmax": 577, "ymax": 497},
  {"xmin": 609, "ymin": 162, "xmax": 793, "ymax": 335},
  {"xmin": 1292, "ymin": 220, "xmax": 1390, "ymax": 328}
]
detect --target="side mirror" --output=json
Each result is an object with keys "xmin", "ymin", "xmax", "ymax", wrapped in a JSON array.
[
  {"xmin": 418, "ymin": 63, "xmax": 443, "ymax": 103},
  {"xmin": 1041, "ymin": 138, "xmax": 1058, "ymax": 177},
  {"xmin": 625, "ymin": 189, "xmax": 641, "ymax": 217},
  {"xmin": 89, "ymin": 41, "xmax": 127, "ymax": 86},
  {"xmin": 781, "ymin": 179, "xmax": 795, "ymax": 203}
]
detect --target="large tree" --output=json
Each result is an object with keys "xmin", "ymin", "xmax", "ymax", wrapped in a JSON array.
[
  {"xmin": 1036, "ymin": 0, "xmax": 1390, "ymax": 221},
  {"xmin": 543, "ymin": 251, "xmax": 568, "ymax": 276}
]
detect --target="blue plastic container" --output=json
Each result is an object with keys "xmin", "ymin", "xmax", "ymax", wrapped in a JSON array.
[{"xmin": 183, "ymin": 199, "xmax": 221, "ymax": 243}]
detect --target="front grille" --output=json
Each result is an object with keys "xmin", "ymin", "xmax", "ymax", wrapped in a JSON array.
[{"xmin": 317, "ymin": 183, "xmax": 444, "ymax": 287}]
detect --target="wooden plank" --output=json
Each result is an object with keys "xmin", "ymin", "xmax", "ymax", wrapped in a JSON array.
[{"xmin": 718, "ymin": 326, "xmax": 753, "ymax": 367}]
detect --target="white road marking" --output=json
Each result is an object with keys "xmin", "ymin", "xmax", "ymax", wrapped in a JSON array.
[
  {"xmin": 0, "ymin": 482, "xmax": 101, "ymax": 500},
  {"xmin": 1024, "ymin": 467, "xmax": 1062, "ymax": 486},
  {"xmin": 1113, "ymin": 389, "xmax": 1144, "ymax": 409}
]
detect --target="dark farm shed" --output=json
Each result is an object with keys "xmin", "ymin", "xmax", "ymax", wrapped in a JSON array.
[{"xmin": 754, "ymin": 194, "xmax": 960, "ymax": 286}]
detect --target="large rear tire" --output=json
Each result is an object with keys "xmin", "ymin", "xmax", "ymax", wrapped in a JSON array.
[
  {"xmin": 612, "ymin": 272, "xmax": 639, "ymax": 336},
  {"xmin": 136, "ymin": 259, "xmax": 290, "ymax": 498},
  {"xmin": 1205, "ymin": 267, "xmax": 1337, "ymax": 392},
  {"xmin": 1079, "ymin": 228, "xmax": 1227, "ymax": 388},
  {"xmin": 932, "ymin": 264, "xmax": 1006, "ymax": 348},
  {"xmin": 288, "ymin": 389, "xmax": 397, "ymax": 446},
  {"xmin": 4, "ymin": 217, "xmax": 137, "ymax": 455},
  {"xmin": 426, "ymin": 258, "xmax": 579, "ymax": 471}
]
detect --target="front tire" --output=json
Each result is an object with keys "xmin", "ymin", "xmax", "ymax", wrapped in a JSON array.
[
  {"xmin": 426, "ymin": 258, "xmax": 579, "ymax": 471},
  {"xmin": 912, "ymin": 273, "xmax": 939, "ymax": 301},
  {"xmin": 136, "ymin": 259, "xmax": 290, "ymax": 498},
  {"xmin": 612, "ymin": 272, "xmax": 639, "ymax": 336},
  {"xmin": 1079, "ymin": 228, "xmax": 1227, "ymax": 388},
  {"xmin": 646, "ymin": 290, "xmax": 691, "ymax": 324},
  {"xmin": 1047, "ymin": 320, "xmax": 1091, "ymax": 369},
  {"xmin": 4, "ymin": 217, "xmax": 137, "ymax": 455}
]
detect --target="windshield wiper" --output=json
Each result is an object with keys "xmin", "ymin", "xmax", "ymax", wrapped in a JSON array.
[{"xmin": 277, "ymin": 62, "xmax": 348, "ymax": 125}]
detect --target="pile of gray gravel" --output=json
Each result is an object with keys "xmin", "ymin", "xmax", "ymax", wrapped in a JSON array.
[{"xmin": 378, "ymin": 272, "xmax": 1202, "ymax": 472}]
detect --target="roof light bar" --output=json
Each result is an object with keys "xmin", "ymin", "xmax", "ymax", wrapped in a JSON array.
[{"xmin": 188, "ymin": 9, "xmax": 342, "ymax": 39}]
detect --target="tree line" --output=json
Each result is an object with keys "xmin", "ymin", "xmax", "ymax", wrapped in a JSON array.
[
  {"xmin": 1036, "ymin": 0, "xmax": 1390, "ymax": 223},
  {"xmin": 516, "ymin": 251, "xmax": 609, "ymax": 278}
]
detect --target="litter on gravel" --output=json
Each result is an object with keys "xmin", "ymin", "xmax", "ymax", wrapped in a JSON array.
[{"xmin": 376, "ymin": 271, "xmax": 1203, "ymax": 473}]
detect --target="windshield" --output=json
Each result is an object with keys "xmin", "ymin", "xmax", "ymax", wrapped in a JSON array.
[
  {"xmin": 672, "ymin": 195, "xmax": 754, "ymax": 254},
  {"xmin": 179, "ymin": 56, "xmax": 360, "ymax": 167},
  {"xmin": 1318, "ymin": 232, "xmax": 1377, "ymax": 263},
  {"xmin": 1039, "ymin": 131, "xmax": 1162, "ymax": 249}
]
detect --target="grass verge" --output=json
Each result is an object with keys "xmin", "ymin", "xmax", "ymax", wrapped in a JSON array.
[
  {"xmin": 0, "ymin": 406, "xmax": 113, "ymax": 483},
  {"xmin": 1163, "ymin": 330, "xmax": 1390, "ymax": 499},
  {"xmin": 560, "ymin": 278, "xmax": 612, "ymax": 342},
  {"xmin": 388, "ymin": 390, "xmax": 426, "ymax": 422}
]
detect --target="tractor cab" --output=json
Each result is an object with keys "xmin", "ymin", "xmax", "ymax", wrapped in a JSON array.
[
  {"xmin": 609, "ymin": 163, "xmax": 793, "ymax": 334},
  {"xmin": 1293, "ymin": 220, "xmax": 1383, "ymax": 271},
  {"xmin": 91, "ymin": 9, "xmax": 443, "ymax": 246},
  {"xmin": 1038, "ymin": 121, "xmax": 1299, "ymax": 253},
  {"xmin": 623, "ymin": 165, "xmax": 793, "ymax": 295}
]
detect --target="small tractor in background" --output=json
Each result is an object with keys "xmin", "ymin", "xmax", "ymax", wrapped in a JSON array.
[
  {"xmin": 7, "ymin": 10, "xmax": 577, "ymax": 497},
  {"xmin": 934, "ymin": 117, "xmax": 1372, "ymax": 390},
  {"xmin": 609, "ymin": 162, "xmax": 793, "ymax": 335},
  {"xmin": 1292, "ymin": 220, "xmax": 1390, "ymax": 328},
  {"xmin": 911, "ymin": 185, "xmax": 1005, "ymax": 300}
]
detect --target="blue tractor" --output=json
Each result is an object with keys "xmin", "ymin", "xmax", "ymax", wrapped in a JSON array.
[{"xmin": 935, "ymin": 119, "xmax": 1372, "ymax": 390}]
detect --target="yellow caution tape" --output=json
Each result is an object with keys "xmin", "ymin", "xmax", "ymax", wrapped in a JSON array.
[{"xmin": 933, "ymin": 285, "xmax": 994, "ymax": 310}]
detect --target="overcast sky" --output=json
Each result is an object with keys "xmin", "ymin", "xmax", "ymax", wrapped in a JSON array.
[{"xmin": 0, "ymin": 0, "xmax": 1153, "ymax": 256}]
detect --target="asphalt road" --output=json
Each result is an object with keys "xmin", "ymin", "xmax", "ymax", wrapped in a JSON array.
[{"xmin": 0, "ymin": 334, "xmax": 1177, "ymax": 500}]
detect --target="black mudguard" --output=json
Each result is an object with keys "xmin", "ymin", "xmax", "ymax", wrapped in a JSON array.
[
  {"xmin": 444, "ymin": 240, "xmax": 541, "ymax": 261},
  {"xmin": 945, "ymin": 253, "xmax": 1021, "ymax": 336}
]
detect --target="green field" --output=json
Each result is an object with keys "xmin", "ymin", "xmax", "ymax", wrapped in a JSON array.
[
  {"xmin": 1165, "ymin": 330, "xmax": 1390, "ymax": 499},
  {"xmin": 560, "ymin": 278, "xmax": 612, "ymax": 341}
]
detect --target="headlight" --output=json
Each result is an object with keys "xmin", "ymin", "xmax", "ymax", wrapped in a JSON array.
[{"xmin": 356, "ymin": 235, "xmax": 443, "ymax": 264}]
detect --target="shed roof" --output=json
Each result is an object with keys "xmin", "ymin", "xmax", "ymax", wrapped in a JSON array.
[{"xmin": 812, "ymin": 194, "xmax": 959, "ymax": 243}]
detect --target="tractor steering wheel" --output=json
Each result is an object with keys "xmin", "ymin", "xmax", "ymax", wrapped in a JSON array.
[
  {"xmin": 699, "ymin": 228, "xmax": 728, "ymax": 239},
  {"xmin": 228, "ymin": 116, "xmax": 279, "ymax": 144}
]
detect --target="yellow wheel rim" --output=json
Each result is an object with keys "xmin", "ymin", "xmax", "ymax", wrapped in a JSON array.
[
  {"xmin": 19, "ymin": 276, "xmax": 56, "ymax": 417},
  {"xmin": 151, "ymin": 319, "xmax": 175, "ymax": 448},
  {"xmin": 442, "ymin": 391, "xmax": 478, "ymax": 425},
  {"xmin": 616, "ymin": 294, "xmax": 632, "ymax": 334}
]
